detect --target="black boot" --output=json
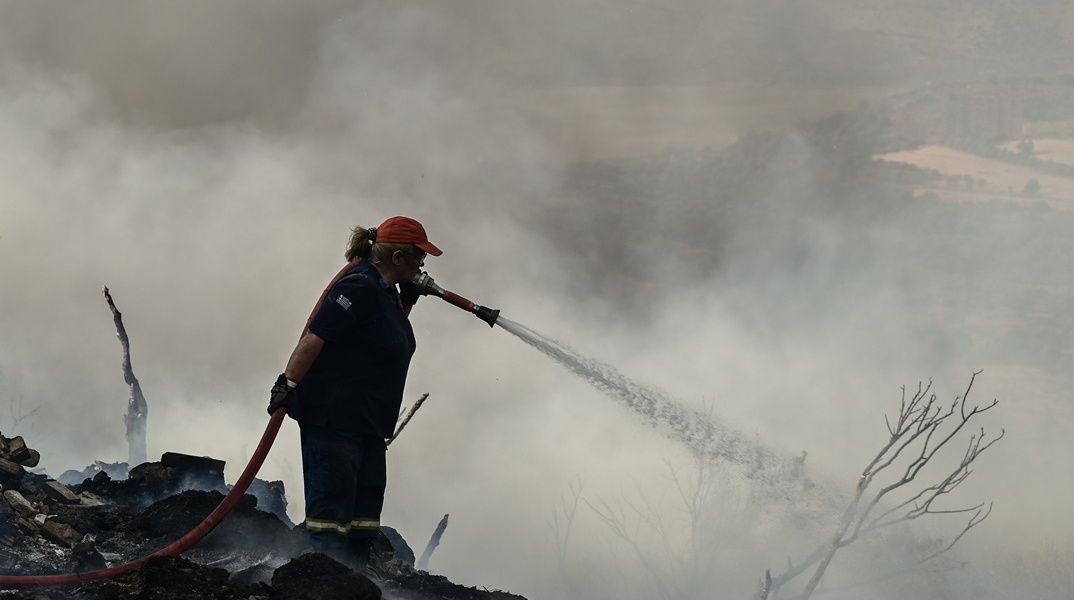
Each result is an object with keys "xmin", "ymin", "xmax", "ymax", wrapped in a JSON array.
[{"xmin": 350, "ymin": 538, "xmax": 383, "ymax": 577}]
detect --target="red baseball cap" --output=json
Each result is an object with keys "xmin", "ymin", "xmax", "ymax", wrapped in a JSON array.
[{"xmin": 376, "ymin": 216, "xmax": 443, "ymax": 256}]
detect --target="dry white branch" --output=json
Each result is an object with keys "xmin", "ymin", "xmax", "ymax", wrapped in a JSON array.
[
  {"xmin": 757, "ymin": 372, "xmax": 1002, "ymax": 600},
  {"xmin": 388, "ymin": 392, "xmax": 430, "ymax": 446},
  {"xmin": 102, "ymin": 285, "xmax": 148, "ymax": 466}
]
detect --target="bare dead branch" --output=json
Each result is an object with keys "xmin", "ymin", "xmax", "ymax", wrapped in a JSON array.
[
  {"xmin": 416, "ymin": 513, "xmax": 449, "ymax": 572},
  {"xmin": 585, "ymin": 455, "xmax": 739, "ymax": 600},
  {"xmin": 753, "ymin": 569, "xmax": 772, "ymax": 600},
  {"xmin": 761, "ymin": 373, "xmax": 1002, "ymax": 600},
  {"xmin": 918, "ymin": 502, "xmax": 993, "ymax": 564},
  {"xmin": 5, "ymin": 394, "xmax": 38, "ymax": 433},
  {"xmin": 586, "ymin": 496, "xmax": 679, "ymax": 600},
  {"xmin": 102, "ymin": 285, "xmax": 147, "ymax": 466},
  {"xmin": 387, "ymin": 392, "xmax": 430, "ymax": 446},
  {"xmin": 548, "ymin": 476, "xmax": 585, "ymax": 582}
]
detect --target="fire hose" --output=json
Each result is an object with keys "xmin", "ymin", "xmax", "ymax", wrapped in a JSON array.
[
  {"xmin": 0, "ymin": 272, "xmax": 497, "ymax": 588},
  {"xmin": 411, "ymin": 272, "xmax": 499, "ymax": 328}
]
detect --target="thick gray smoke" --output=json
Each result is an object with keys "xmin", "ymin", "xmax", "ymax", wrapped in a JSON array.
[{"xmin": 1, "ymin": 2, "xmax": 1073, "ymax": 599}]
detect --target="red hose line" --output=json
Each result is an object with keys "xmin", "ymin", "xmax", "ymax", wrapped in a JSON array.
[
  {"xmin": 440, "ymin": 290, "xmax": 475, "ymax": 313},
  {"xmin": 0, "ymin": 409, "xmax": 287, "ymax": 587}
]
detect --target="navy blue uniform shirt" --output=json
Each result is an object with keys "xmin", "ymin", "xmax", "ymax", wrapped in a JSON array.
[{"xmin": 292, "ymin": 261, "xmax": 416, "ymax": 438}]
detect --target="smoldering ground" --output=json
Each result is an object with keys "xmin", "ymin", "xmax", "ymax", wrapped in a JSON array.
[{"xmin": 1, "ymin": 2, "xmax": 1073, "ymax": 599}]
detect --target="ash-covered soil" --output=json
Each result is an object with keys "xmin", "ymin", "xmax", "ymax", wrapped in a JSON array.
[{"xmin": 0, "ymin": 434, "xmax": 526, "ymax": 600}]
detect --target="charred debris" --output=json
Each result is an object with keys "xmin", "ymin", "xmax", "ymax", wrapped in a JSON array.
[{"xmin": 0, "ymin": 433, "xmax": 526, "ymax": 600}]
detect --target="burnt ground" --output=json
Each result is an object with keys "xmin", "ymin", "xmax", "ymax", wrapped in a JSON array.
[{"xmin": 0, "ymin": 436, "xmax": 527, "ymax": 600}]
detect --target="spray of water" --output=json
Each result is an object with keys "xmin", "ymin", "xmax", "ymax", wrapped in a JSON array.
[{"xmin": 495, "ymin": 316, "xmax": 841, "ymax": 515}]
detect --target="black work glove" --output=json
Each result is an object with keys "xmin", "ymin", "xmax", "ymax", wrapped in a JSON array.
[
  {"xmin": 398, "ymin": 281, "xmax": 421, "ymax": 307},
  {"xmin": 268, "ymin": 373, "xmax": 296, "ymax": 416}
]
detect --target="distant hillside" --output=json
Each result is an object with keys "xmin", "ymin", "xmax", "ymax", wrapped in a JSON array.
[{"xmin": 535, "ymin": 72, "xmax": 1074, "ymax": 315}]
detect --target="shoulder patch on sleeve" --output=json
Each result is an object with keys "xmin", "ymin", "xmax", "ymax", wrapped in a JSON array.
[{"xmin": 335, "ymin": 295, "xmax": 352, "ymax": 310}]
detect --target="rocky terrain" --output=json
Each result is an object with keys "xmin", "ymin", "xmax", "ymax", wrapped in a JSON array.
[{"xmin": 0, "ymin": 434, "xmax": 526, "ymax": 600}]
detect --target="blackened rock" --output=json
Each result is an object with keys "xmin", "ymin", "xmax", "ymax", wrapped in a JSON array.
[
  {"xmin": 71, "ymin": 539, "xmax": 108, "ymax": 573},
  {"xmin": 23, "ymin": 449, "xmax": 40, "ymax": 469},
  {"xmin": 50, "ymin": 500, "xmax": 125, "ymax": 537},
  {"xmin": 74, "ymin": 470, "xmax": 135, "ymax": 509},
  {"xmin": 13, "ymin": 516, "xmax": 37, "ymax": 534},
  {"xmin": 40, "ymin": 519, "xmax": 83, "ymax": 548},
  {"xmin": 0, "ymin": 456, "xmax": 26, "ymax": 480},
  {"xmin": 128, "ymin": 462, "xmax": 175, "ymax": 483},
  {"xmin": 18, "ymin": 475, "xmax": 48, "ymax": 503},
  {"xmin": 81, "ymin": 462, "xmax": 229, "ymax": 510},
  {"xmin": 0, "ymin": 519, "xmax": 22, "ymax": 547},
  {"xmin": 2, "ymin": 435, "xmax": 36, "ymax": 466},
  {"xmin": 83, "ymin": 470, "xmax": 113, "ymax": 490},
  {"xmin": 0, "ymin": 495, "xmax": 14, "ymax": 519},
  {"xmin": 59, "ymin": 461, "xmax": 130, "ymax": 486},
  {"xmin": 130, "ymin": 489, "xmax": 233, "ymax": 538},
  {"xmin": 126, "ymin": 462, "xmax": 187, "ymax": 501},
  {"xmin": 160, "ymin": 452, "xmax": 225, "ymax": 478},
  {"xmin": 230, "ymin": 562, "xmax": 276, "ymax": 586},
  {"xmin": 379, "ymin": 562, "xmax": 529, "ymax": 600},
  {"xmin": 379, "ymin": 526, "xmax": 414, "ymax": 565},
  {"xmin": 0, "ymin": 546, "xmax": 18, "ymax": 572},
  {"xmin": 159, "ymin": 452, "xmax": 226, "ymax": 494},
  {"xmin": 271, "ymin": 552, "xmax": 381, "ymax": 600},
  {"xmin": 246, "ymin": 478, "xmax": 292, "ymax": 527},
  {"xmin": 44, "ymin": 480, "xmax": 81, "ymax": 504},
  {"xmin": 3, "ymin": 490, "xmax": 36, "ymax": 517},
  {"xmin": 128, "ymin": 490, "xmax": 303, "ymax": 556},
  {"xmin": 91, "ymin": 555, "xmax": 264, "ymax": 600},
  {"xmin": 373, "ymin": 554, "xmax": 530, "ymax": 600}
]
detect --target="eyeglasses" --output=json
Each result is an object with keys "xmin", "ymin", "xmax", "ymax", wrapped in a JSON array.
[{"xmin": 406, "ymin": 250, "xmax": 427, "ymax": 267}]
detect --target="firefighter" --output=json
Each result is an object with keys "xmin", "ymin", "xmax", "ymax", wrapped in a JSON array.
[{"xmin": 267, "ymin": 215, "xmax": 441, "ymax": 570}]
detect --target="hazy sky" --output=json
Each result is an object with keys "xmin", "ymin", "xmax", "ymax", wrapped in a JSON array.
[{"xmin": 1, "ymin": 2, "xmax": 1072, "ymax": 599}]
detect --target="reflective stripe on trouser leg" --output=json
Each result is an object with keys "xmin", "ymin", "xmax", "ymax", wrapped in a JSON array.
[
  {"xmin": 303, "ymin": 516, "xmax": 380, "ymax": 534},
  {"xmin": 301, "ymin": 423, "xmax": 363, "ymax": 556},
  {"xmin": 347, "ymin": 435, "xmax": 387, "ymax": 543},
  {"xmin": 300, "ymin": 424, "xmax": 387, "ymax": 549},
  {"xmin": 350, "ymin": 518, "xmax": 380, "ymax": 531}
]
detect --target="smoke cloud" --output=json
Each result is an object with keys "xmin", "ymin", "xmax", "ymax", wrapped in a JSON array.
[{"xmin": 1, "ymin": 2, "xmax": 1072, "ymax": 598}]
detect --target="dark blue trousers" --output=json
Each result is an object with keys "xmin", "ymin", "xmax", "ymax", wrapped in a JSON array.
[{"xmin": 300, "ymin": 422, "xmax": 387, "ymax": 566}]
